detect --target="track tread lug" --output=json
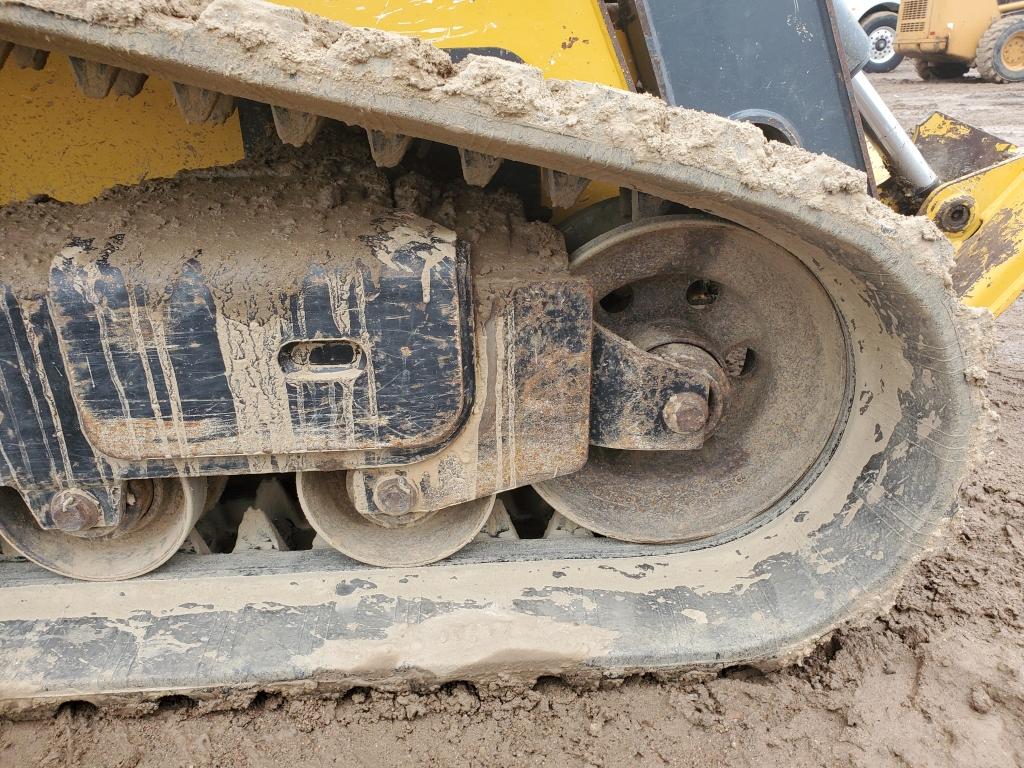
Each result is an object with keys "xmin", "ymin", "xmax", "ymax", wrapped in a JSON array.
[
  {"xmin": 172, "ymin": 83, "xmax": 236, "ymax": 124},
  {"xmin": 543, "ymin": 168, "xmax": 589, "ymax": 208},
  {"xmin": 367, "ymin": 130, "xmax": 412, "ymax": 168},
  {"xmin": 271, "ymin": 106, "xmax": 324, "ymax": 146},
  {"xmin": 458, "ymin": 148, "xmax": 503, "ymax": 187},
  {"xmin": 68, "ymin": 57, "xmax": 119, "ymax": 99},
  {"xmin": 111, "ymin": 69, "xmax": 148, "ymax": 98},
  {"xmin": 11, "ymin": 44, "xmax": 47, "ymax": 70}
]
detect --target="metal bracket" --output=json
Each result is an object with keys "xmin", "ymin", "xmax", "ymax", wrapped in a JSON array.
[
  {"xmin": 23, "ymin": 483, "xmax": 124, "ymax": 532},
  {"xmin": 589, "ymin": 326, "xmax": 727, "ymax": 451},
  {"xmin": 349, "ymin": 280, "xmax": 594, "ymax": 519}
]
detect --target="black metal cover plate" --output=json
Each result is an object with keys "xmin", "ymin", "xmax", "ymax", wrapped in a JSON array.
[
  {"xmin": 622, "ymin": 0, "xmax": 869, "ymax": 171},
  {"xmin": 46, "ymin": 215, "xmax": 472, "ymax": 461}
]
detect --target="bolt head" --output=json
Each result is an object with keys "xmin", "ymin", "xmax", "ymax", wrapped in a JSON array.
[
  {"xmin": 372, "ymin": 475, "xmax": 419, "ymax": 518},
  {"xmin": 937, "ymin": 196, "xmax": 975, "ymax": 233},
  {"xmin": 50, "ymin": 489, "xmax": 102, "ymax": 533},
  {"xmin": 663, "ymin": 391, "xmax": 709, "ymax": 434}
]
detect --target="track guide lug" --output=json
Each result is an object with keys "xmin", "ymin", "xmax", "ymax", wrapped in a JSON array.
[
  {"xmin": 543, "ymin": 169, "xmax": 589, "ymax": 208},
  {"xmin": 271, "ymin": 106, "xmax": 324, "ymax": 146},
  {"xmin": 11, "ymin": 44, "xmax": 46, "ymax": 70},
  {"xmin": 458, "ymin": 148, "xmax": 503, "ymax": 187},
  {"xmin": 68, "ymin": 57, "xmax": 119, "ymax": 98},
  {"xmin": 172, "ymin": 83, "xmax": 236, "ymax": 124},
  {"xmin": 367, "ymin": 130, "xmax": 412, "ymax": 167},
  {"xmin": 112, "ymin": 69, "xmax": 148, "ymax": 97}
]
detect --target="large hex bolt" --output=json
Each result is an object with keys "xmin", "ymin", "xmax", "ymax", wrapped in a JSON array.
[
  {"xmin": 372, "ymin": 475, "xmax": 420, "ymax": 518},
  {"xmin": 49, "ymin": 489, "xmax": 103, "ymax": 533},
  {"xmin": 936, "ymin": 195, "xmax": 975, "ymax": 234},
  {"xmin": 662, "ymin": 391, "xmax": 710, "ymax": 435}
]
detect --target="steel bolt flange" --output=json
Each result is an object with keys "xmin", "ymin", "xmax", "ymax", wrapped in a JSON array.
[
  {"xmin": 936, "ymin": 195, "xmax": 975, "ymax": 234},
  {"xmin": 662, "ymin": 391, "xmax": 710, "ymax": 434},
  {"xmin": 49, "ymin": 489, "xmax": 103, "ymax": 533},
  {"xmin": 372, "ymin": 475, "xmax": 420, "ymax": 518}
]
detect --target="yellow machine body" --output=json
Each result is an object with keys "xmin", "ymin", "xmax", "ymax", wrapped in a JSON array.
[
  {"xmin": 0, "ymin": 0, "xmax": 625, "ymax": 206},
  {"xmin": 896, "ymin": 0, "xmax": 1024, "ymax": 61},
  {"xmin": 280, "ymin": 0, "xmax": 628, "ymax": 88},
  {"xmin": 0, "ymin": 56, "xmax": 244, "ymax": 205},
  {"xmin": 1, "ymin": 0, "xmax": 1023, "ymax": 316},
  {"xmin": 916, "ymin": 114, "xmax": 1024, "ymax": 316},
  {"xmin": 928, "ymin": 156, "xmax": 1024, "ymax": 315}
]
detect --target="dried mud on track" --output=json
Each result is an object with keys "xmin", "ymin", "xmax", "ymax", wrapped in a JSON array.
[{"xmin": 3, "ymin": 67, "xmax": 1024, "ymax": 768}]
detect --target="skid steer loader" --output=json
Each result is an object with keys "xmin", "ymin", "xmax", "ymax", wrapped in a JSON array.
[
  {"xmin": 897, "ymin": 0, "xmax": 1024, "ymax": 82},
  {"xmin": 0, "ymin": 0, "xmax": 1020, "ymax": 715}
]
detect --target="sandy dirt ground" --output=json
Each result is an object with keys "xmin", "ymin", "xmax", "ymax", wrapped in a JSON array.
[
  {"xmin": 2, "ymin": 63, "xmax": 1024, "ymax": 768},
  {"xmin": 873, "ymin": 63, "xmax": 1024, "ymax": 147}
]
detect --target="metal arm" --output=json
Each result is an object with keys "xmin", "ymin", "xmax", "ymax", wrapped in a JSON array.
[{"xmin": 851, "ymin": 71, "xmax": 939, "ymax": 194}]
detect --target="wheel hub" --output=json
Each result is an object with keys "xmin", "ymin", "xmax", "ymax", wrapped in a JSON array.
[
  {"xmin": 1002, "ymin": 32, "xmax": 1024, "ymax": 72},
  {"xmin": 869, "ymin": 27, "xmax": 895, "ymax": 63},
  {"xmin": 297, "ymin": 471, "xmax": 495, "ymax": 568},
  {"xmin": 653, "ymin": 343, "xmax": 728, "ymax": 437},
  {"xmin": 535, "ymin": 215, "xmax": 849, "ymax": 545},
  {"xmin": 0, "ymin": 478, "xmax": 204, "ymax": 581}
]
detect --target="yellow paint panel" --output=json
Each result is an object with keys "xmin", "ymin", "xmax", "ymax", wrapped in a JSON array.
[
  {"xmin": 275, "ymin": 0, "xmax": 628, "ymax": 88},
  {"xmin": 925, "ymin": 156, "xmax": 1024, "ymax": 316},
  {"xmin": 0, "ymin": 56, "xmax": 244, "ymax": 204},
  {"xmin": 958, "ymin": 167, "xmax": 1024, "ymax": 317},
  {"xmin": 917, "ymin": 114, "xmax": 974, "ymax": 141},
  {"xmin": 967, "ymin": 247, "xmax": 1024, "ymax": 317}
]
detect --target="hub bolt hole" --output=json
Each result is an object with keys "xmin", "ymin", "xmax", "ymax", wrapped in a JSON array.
[
  {"xmin": 724, "ymin": 346, "xmax": 757, "ymax": 378},
  {"xmin": 686, "ymin": 280, "xmax": 720, "ymax": 308},
  {"xmin": 599, "ymin": 285, "xmax": 634, "ymax": 314}
]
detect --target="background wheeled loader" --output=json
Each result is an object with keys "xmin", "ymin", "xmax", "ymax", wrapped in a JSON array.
[
  {"xmin": 897, "ymin": 0, "xmax": 1024, "ymax": 81},
  {"xmin": 0, "ymin": 0, "xmax": 1020, "ymax": 714}
]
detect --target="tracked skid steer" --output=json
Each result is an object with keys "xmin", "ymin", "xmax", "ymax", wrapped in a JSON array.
[{"xmin": 0, "ymin": 0, "xmax": 1020, "ymax": 715}]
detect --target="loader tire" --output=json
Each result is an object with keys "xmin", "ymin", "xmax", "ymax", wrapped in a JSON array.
[{"xmin": 977, "ymin": 14, "xmax": 1024, "ymax": 83}]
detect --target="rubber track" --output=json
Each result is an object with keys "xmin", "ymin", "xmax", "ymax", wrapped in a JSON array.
[
  {"xmin": 0, "ymin": 0, "xmax": 993, "ymax": 716},
  {"xmin": 0, "ymin": 0, "xmax": 978, "ymax": 279}
]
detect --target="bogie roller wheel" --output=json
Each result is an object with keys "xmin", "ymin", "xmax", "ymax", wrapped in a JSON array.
[
  {"xmin": 0, "ymin": 478, "xmax": 205, "ymax": 581},
  {"xmin": 297, "ymin": 471, "xmax": 494, "ymax": 568},
  {"xmin": 913, "ymin": 59, "xmax": 970, "ymax": 81},
  {"xmin": 977, "ymin": 14, "xmax": 1024, "ymax": 83}
]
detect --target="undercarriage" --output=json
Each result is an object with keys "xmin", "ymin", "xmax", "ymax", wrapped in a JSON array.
[{"xmin": 0, "ymin": 0, "xmax": 990, "ymax": 715}]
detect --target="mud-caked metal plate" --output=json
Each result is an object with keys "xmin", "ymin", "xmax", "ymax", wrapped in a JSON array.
[
  {"xmin": 349, "ymin": 279, "xmax": 593, "ymax": 517},
  {"xmin": 47, "ymin": 214, "xmax": 473, "ymax": 460}
]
